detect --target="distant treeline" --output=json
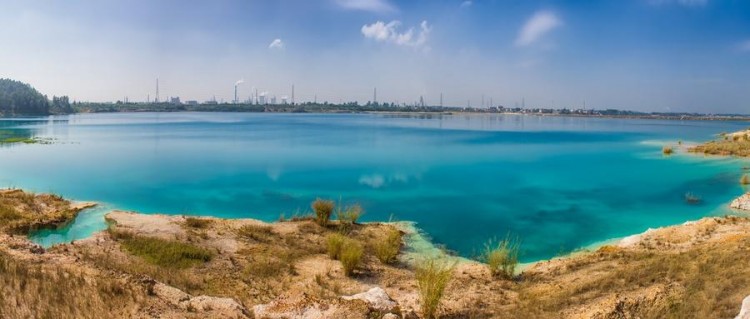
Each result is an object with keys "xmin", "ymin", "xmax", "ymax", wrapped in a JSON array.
[{"xmin": 0, "ymin": 79, "xmax": 73, "ymax": 116}]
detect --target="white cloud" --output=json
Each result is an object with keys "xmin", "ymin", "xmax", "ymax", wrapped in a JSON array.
[
  {"xmin": 515, "ymin": 11, "xmax": 562, "ymax": 47},
  {"xmin": 268, "ymin": 38, "xmax": 284, "ymax": 50},
  {"xmin": 361, "ymin": 20, "xmax": 431, "ymax": 48},
  {"xmin": 359, "ymin": 174, "xmax": 385, "ymax": 188},
  {"xmin": 460, "ymin": 1, "xmax": 472, "ymax": 8},
  {"xmin": 334, "ymin": 0, "xmax": 396, "ymax": 13}
]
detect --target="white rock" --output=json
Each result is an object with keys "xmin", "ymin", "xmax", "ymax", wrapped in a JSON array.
[
  {"xmin": 731, "ymin": 194, "xmax": 750, "ymax": 211},
  {"xmin": 736, "ymin": 295, "xmax": 750, "ymax": 319},
  {"xmin": 342, "ymin": 287, "xmax": 398, "ymax": 313}
]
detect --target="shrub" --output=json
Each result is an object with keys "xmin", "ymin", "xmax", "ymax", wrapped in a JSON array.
[
  {"xmin": 337, "ymin": 203, "xmax": 363, "ymax": 233},
  {"xmin": 339, "ymin": 239, "xmax": 364, "ymax": 277},
  {"xmin": 662, "ymin": 146, "xmax": 673, "ymax": 155},
  {"xmin": 117, "ymin": 235, "xmax": 213, "ymax": 268},
  {"xmin": 373, "ymin": 228, "xmax": 402, "ymax": 264},
  {"xmin": 481, "ymin": 235, "xmax": 521, "ymax": 279},
  {"xmin": 312, "ymin": 198, "xmax": 335, "ymax": 226},
  {"xmin": 184, "ymin": 217, "xmax": 212, "ymax": 229},
  {"xmin": 326, "ymin": 233, "xmax": 346, "ymax": 260},
  {"xmin": 416, "ymin": 258, "xmax": 455, "ymax": 319},
  {"xmin": 741, "ymin": 174, "xmax": 750, "ymax": 185}
]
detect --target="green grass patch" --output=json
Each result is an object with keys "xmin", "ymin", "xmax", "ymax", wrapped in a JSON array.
[{"xmin": 116, "ymin": 233, "xmax": 213, "ymax": 268}]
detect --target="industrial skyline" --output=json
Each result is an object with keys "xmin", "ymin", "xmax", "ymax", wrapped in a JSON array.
[{"xmin": 2, "ymin": 1, "xmax": 749, "ymax": 112}]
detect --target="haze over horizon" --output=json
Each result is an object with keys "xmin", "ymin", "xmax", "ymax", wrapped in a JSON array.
[{"xmin": 1, "ymin": 0, "xmax": 749, "ymax": 113}]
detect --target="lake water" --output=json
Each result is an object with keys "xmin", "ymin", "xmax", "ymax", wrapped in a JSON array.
[{"xmin": 1, "ymin": 112, "xmax": 748, "ymax": 262}]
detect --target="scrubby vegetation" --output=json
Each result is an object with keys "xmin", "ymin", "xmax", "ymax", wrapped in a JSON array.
[
  {"xmin": 339, "ymin": 239, "xmax": 364, "ymax": 277},
  {"xmin": 480, "ymin": 235, "xmax": 521, "ymax": 279},
  {"xmin": 236, "ymin": 223, "xmax": 275, "ymax": 242},
  {"xmin": 336, "ymin": 203, "xmax": 363, "ymax": 233},
  {"xmin": 416, "ymin": 258, "xmax": 456, "ymax": 319},
  {"xmin": 326, "ymin": 233, "xmax": 346, "ymax": 260},
  {"xmin": 0, "ymin": 190, "xmax": 74, "ymax": 233},
  {"xmin": 110, "ymin": 229, "xmax": 213, "ymax": 268},
  {"xmin": 312, "ymin": 198, "xmax": 335, "ymax": 226},
  {"xmin": 373, "ymin": 228, "xmax": 402, "ymax": 264},
  {"xmin": 513, "ymin": 233, "xmax": 750, "ymax": 318},
  {"xmin": 184, "ymin": 217, "xmax": 212, "ymax": 229},
  {"xmin": 0, "ymin": 250, "xmax": 143, "ymax": 319},
  {"xmin": 689, "ymin": 135, "xmax": 750, "ymax": 157},
  {"xmin": 662, "ymin": 146, "xmax": 673, "ymax": 155}
]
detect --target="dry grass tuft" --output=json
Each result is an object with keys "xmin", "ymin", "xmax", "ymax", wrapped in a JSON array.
[
  {"xmin": 312, "ymin": 198, "xmax": 335, "ymax": 226},
  {"xmin": 416, "ymin": 258, "xmax": 456, "ymax": 319},
  {"xmin": 481, "ymin": 235, "xmax": 520, "ymax": 279},
  {"xmin": 339, "ymin": 239, "xmax": 363, "ymax": 277},
  {"xmin": 326, "ymin": 233, "xmax": 346, "ymax": 260},
  {"xmin": 373, "ymin": 227, "xmax": 402, "ymax": 264}
]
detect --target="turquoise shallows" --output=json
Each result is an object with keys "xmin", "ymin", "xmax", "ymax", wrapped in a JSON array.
[{"xmin": 1, "ymin": 113, "xmax": 748, "ymax": 262}]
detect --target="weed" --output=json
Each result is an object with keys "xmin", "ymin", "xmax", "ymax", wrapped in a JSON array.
[
  {"xmin": 312, "ymin": 198, "xmax": 335, "ymax": 226},
  {"xmin": 416, "ymin": 258, "xmax": 456, "ymax": 319},
  {"xmin": 480, "ymin": 235, "xmax": 521, "ymax": 279},
  {"xmin": 373, "ymin": 228, "xmax": 402, "ymax": 264},
  {"xmin": 339, "ymin": 240, "xmax": 363, "ymax": 277}
]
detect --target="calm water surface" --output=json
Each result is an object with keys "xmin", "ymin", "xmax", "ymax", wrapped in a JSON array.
[{"xmin": 1, "ymin": 112, "xmax": 748, "ymax": 262}]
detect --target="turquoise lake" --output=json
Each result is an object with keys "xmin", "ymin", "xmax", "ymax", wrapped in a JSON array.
[{"xmin": 1, "ymin": 112, "xmax": 749, "ymax": 262}]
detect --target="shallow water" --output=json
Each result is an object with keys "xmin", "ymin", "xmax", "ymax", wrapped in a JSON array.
[{"xmin": 1, "ymin": 112, "xmax": 748, "ymax": 262}]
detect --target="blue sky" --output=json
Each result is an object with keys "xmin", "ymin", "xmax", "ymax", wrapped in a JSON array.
[{"xmin": 1, "ymin": 0, "xmax": 749, "ymax": 112}]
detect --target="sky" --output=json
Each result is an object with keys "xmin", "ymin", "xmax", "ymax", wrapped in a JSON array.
[{"xmin": 1, "ymin": 0, "xmax": 749, "ymax": 113}]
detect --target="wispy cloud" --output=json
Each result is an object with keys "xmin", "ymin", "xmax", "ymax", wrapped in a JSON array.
[
  {"xmin": 334, "ymin": 0, "xmax": 396, "ymax": 13},
  {"xmin": 361, "ymin": 20, "xmax": 431, "ymax": 48},
  {"xmin": 648, "ymin": 0, "xmax": 709, "ymax": 7},
  {"xmin": 460, "ymin": 1, "xmax": 472, "ymax": 9},
  {"xmin": 515, "ymin": 11, "xmax": 562, "ymax": 47},
  {"xmin": 268, "ymin": 38, "xmax": 284, "ymax": 50}
]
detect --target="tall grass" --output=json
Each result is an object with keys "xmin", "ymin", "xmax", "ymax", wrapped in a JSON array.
[
  {"xmin": 416, "ymin": 258, "xmax": 456, "ymax": 319},
  {"xmin": 480, "ymin": 235, "xmax": 521, "ymax": 279},
  {"xmin": 373, "ymin": 228, "xmax": 402, "ymax": 264},
  {"xmin": 339, "ymin": 240, "xmax": 363, "ymax": 277},
  {"xmin": 336, "ymin": 203, "xmax": 363, "ymax": 233},
  {"xmin": 326, "ymin": 233, "xmax": 346, "ymax": 260},
  {"xmin": 312, "ymin": 198, "xmax": 335, "ymax": 226}
]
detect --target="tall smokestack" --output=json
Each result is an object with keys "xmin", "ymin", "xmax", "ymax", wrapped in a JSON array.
[{"xmin": 234, "ymin": 79, "xmax": 244, "ymax": 104}]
